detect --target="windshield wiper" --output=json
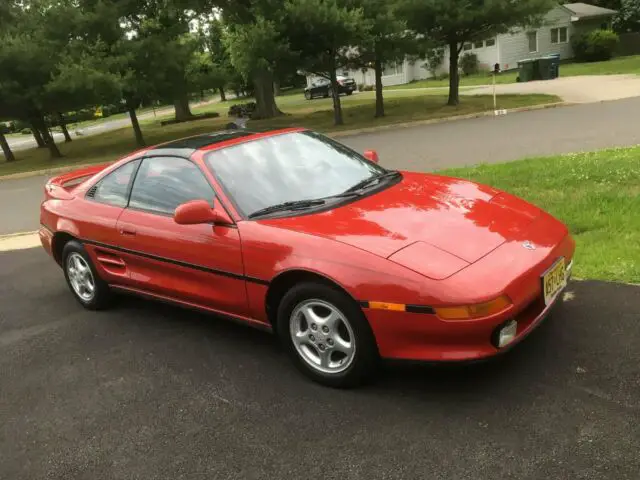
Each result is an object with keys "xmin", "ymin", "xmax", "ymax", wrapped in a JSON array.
[
  {"xmin": 322, "ymin": 191, "xmax": 363, "ymax": 200},
  {"xmin": 345, "ymin": 170, "xmax": 400, "ymax": 193},
  {"xmin": 248, "ymin": 199, "xmax": 326, "ymax": 219}
]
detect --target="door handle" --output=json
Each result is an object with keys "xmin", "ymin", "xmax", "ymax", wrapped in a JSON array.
[{"xmin": 119, "ymin": 226, "xmax": 136, "ymax": 236}]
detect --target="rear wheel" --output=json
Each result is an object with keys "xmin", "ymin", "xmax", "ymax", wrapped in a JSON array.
[
  {"xmin": 276, "ymin": 282, "xmax": 379, "ymax": 388},
  {"xmin": 304, "ymin": 90, "xmax": 311, "ymax": 100},
  {"xmin": 62, "ymin": 240, "xmax": 112, "ymax": 310},
  {"xmin": 346, "ymin": 91, "xmax": 353, "ymax": 96}
]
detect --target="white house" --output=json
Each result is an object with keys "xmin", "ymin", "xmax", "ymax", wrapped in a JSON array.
[{"xmin": 314, "ymin": 2, "xmax": 618, "ymax": 88}]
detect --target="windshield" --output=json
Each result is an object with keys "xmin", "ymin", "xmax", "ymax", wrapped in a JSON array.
[{"xmin": 204, "ymin": 131, "xmax": 387, "ymax": 217}]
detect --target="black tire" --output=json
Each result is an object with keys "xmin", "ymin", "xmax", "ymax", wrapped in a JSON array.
[
  {"xmin": 276, "ymin": 282, "xmax": 379, "ymax": 388},
  {"xmin": 304, "ymin": 91, "xmax": 312, "ymax": 100},
  {"xmin": 346, "ymin": 91, "xmax": 353, "ymax": 96},
  {"xmin": 324, "ymin": 89, "xmax": 330, "ymax": 98},
  {"xmin": 62, "ymin": 240, "xmax": 112, "ymax": 310}
]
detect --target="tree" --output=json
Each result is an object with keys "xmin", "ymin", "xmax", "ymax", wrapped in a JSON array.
[
  {"xmin": 613, "ymin": 0, "xmax": 640, "ymax": 33},
  {"xmin": 284, "ymin": 0, "xmax": 371, "ymax": 125},
  {"xmin": 0, "ymin": 0, "xmax": 123, "ymax": 160},
  {"xmin": 225, "ymin": 16, "xmax": 290, "ymax": 118},
  {"xmin": 222, "ymin": 0, "xmax": 316, "ymax": 119},
  {"xmin": 399, "ymin": 0, "xmax": 554, "ymax": 106},
  {"xmin": 348, "ymin": 0, "xmax": 422, "ymax": 118},
  {"xmin": 591, "ymin": 0, "xmax": 621, "ymax": 10},
  {"xmin": 0, "ymin": 130, "xmax": 16, "ymax": 163},
  {"xmin": 0, "ymin": 5, "xmax": 65, "ymax": 159},
  {"xmin": 203, "ymin": 18, "xmax": 237, "ymax": 101},
  {"xmin": 75, "ymin": 0, "xmax": 163, "ymax": 146},
  {"xmin": 119, "ymin": 0, "xmax": 219, "ymax": 122}
]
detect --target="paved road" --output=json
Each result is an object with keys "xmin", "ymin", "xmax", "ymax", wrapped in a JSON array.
[
  {"xmin": 342, "ymin": 96, "xmax": 640, "ymax": 172},
  {"xmin": 1, "ymin": 248, "xmax": 639, "ymax": 479},
  {"xmin": 4, "ymin": 108, "xmax": 174, "ymax": 152},
  {"xmin": 0, "ymin": 174, "xmax": 48, "ymax": 235},
  {"xmin": 3, "ymin": 97, "xmax": 640, "ymax": 236}
]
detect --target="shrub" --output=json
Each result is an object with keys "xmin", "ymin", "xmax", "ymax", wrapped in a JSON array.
[
  {"xmin": 0, "ymin": 123, "xmax": 9, "ymax": 134},
  {"xmin": 424, "ymin": 47, "xmax": 445, "ymax": 78},
  {"xmin": 20, "ymin": 128, "xmax": 32, "ymax": 135},
  {"xmin": 228, "ymin": 102, "xmax": 257, "ymax": 118},
  {"xmin": 572, "ymin": 29, "xmax": 619, "ymax": 62},
  {"xmin": 460, "ymin": 52, "xmax": 480, "ymax": 76}
]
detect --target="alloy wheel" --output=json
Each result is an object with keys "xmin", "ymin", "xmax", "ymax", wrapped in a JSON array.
[
  {"xmin": 66, "ymin": 252, "xmax": 96, "ymax": 302},
  {"xmin": 289, "ymin": 299, "xmax": 356, "ymax": 374}
]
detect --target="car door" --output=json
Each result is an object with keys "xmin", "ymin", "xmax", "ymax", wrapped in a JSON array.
[
  {"xmin": 81, "ymin": 159, "xmax": 141, "ymax": 284},
  {"xmin": 115, "ymin": 155, "xmax": 249, "ymax": 317}
]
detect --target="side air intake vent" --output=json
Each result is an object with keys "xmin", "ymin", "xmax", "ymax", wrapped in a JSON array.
[{"xmin": 86, "ymin": 184, "xmax": 98, "ymax": 199}]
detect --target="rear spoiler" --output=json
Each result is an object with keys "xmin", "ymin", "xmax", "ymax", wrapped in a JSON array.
[{"xmin": 45, "ymin": 163, "xmax": 112, "ymax": 200}]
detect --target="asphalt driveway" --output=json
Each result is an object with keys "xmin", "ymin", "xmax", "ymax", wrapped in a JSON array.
[
  {"xmin": 1, "ymin": 248, "xmax": 639, "ymax": 479},
  {"xmin": 467, "ymin": 74, "xmax": 640, "ymax": 104}
]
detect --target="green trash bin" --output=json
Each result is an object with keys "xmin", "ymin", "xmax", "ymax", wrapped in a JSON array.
[
  {"xmin": 537, "ymin": 56, "xmax": 553, "ymax": 80},
  {"xmin": 517, "ymin": 59, "xmax": 536, "ymax": 82}
]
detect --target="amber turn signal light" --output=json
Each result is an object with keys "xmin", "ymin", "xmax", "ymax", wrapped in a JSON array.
[{"xmin": 434, "ymin": 295, "xmax": 512, "ymax": 320}]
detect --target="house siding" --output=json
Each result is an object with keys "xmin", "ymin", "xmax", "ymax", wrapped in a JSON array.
[{"xmin": 498, "ymin": 6, "xmax": 574, "ymax": 71}]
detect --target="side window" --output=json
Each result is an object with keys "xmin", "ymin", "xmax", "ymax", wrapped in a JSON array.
[
  {"xmin": 128, "ymin": 157, "xmax": 215, "ymax": 215},
  {"xmin": 90, "ymin": 159, "xmax": 140, "ymax": 207}
]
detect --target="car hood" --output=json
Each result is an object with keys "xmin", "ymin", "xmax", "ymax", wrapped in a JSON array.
[{"xmin": 261, "ymin": 171, "xmax": 541, "ymax": 269}]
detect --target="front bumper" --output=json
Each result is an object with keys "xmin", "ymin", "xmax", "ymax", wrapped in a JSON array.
[{"xmin": 366, "ymin": 253, "xmax": 574, "ymax": 363}]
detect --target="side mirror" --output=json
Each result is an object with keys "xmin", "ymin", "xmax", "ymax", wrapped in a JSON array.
[
  {"xmin": 174, "ymin": 199, "xmax": 233, "ymax": 226},
  {"xmin": 363, "ymin": 149, "xmax": 379, "ymax": 164}
]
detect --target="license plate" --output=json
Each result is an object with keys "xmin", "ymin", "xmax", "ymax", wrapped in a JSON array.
[{"xmin": 542, "ymin": 257, "xmax": 567, "ymax": 306}]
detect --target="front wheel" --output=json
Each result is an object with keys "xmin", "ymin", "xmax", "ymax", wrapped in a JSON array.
[
  {"xmin": 276, "ymin": 282, "xmax": 379, "ymax": 388},
  {"xmin": 304, "ymin": 91, "xmax": 311, "ymax": 100}
]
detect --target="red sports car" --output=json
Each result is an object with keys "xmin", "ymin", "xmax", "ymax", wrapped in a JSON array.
[{"xmin": 40, "ymin": 128, "xmax": 574, "ymax": 387}]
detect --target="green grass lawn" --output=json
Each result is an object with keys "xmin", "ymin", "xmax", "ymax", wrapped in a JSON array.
[
  {"xmin": 0, "ymin": 92, "xmax": 558, "ymax": 176},
  {"xmin": 391, "ymin": 54, "xmax": 640, "ymax": 90},
  {"xmin": 442, "ymin": 146, "xmax": 640, "ymax": 284}
]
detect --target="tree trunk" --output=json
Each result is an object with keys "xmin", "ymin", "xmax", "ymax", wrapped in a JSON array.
[
  {"xmin": 127, "ymin": 103, "xmax": 145, "ymax": 147},
  {"xmin": 173, "ymin": 93, "xmax": 193, "ymax": 122},
  {"xmin": 0, "ymin": 131, "xmax": 16, "ymax": 162},
  {"xmin": 273, "ymin": 78, "xmax": 281, "ymax": 97},
  {"xmin": 448, "ymin": 40, "xmax": 461, "ymax": 106},
  {"xmin": 329, "ymin": 63, "xmax": 344, "ymax": 126},
  {"xmin": 58, "ymin": 113, "xmax": 72, "ymax": 143},
  {"xmin": 219, "ymin": 87, "xmax": 226, "ymax": 102},
  {"xmin": 374, "ymin": 52, "xmax": 385, "ymax": 118},
  {"xmin": 31, "ymin": 124, "xmax": 46, "ymax": 148},
  {"xmin": 252, "ymin": 68, "xmax": 283, "ymax": 119},
  {"xmin": 33, "ymin": 116, "xmax": 62, "ymax": 159}
]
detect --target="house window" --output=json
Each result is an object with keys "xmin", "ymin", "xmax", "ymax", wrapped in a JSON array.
[
  {"xmin": 463, "ymin": 43, "xmax": 472, "ymax": 51},
  {"xmin": 527, "ymin": 31, "xmax": 538, "ymax": 53},
  {"xmin": 486, "ymin": 38, "xmax": 496, "ymax": 47},
  {"xmin": 474, "ymin": 41, "xmax": 484, "ymax": 49},
  {"xmin": 551, "ymin": 27, "xmax": 568, "ymax": 44},
  {"xmin": 383, "ymin": 61, "xmax": 403, "ymax": 76}
]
